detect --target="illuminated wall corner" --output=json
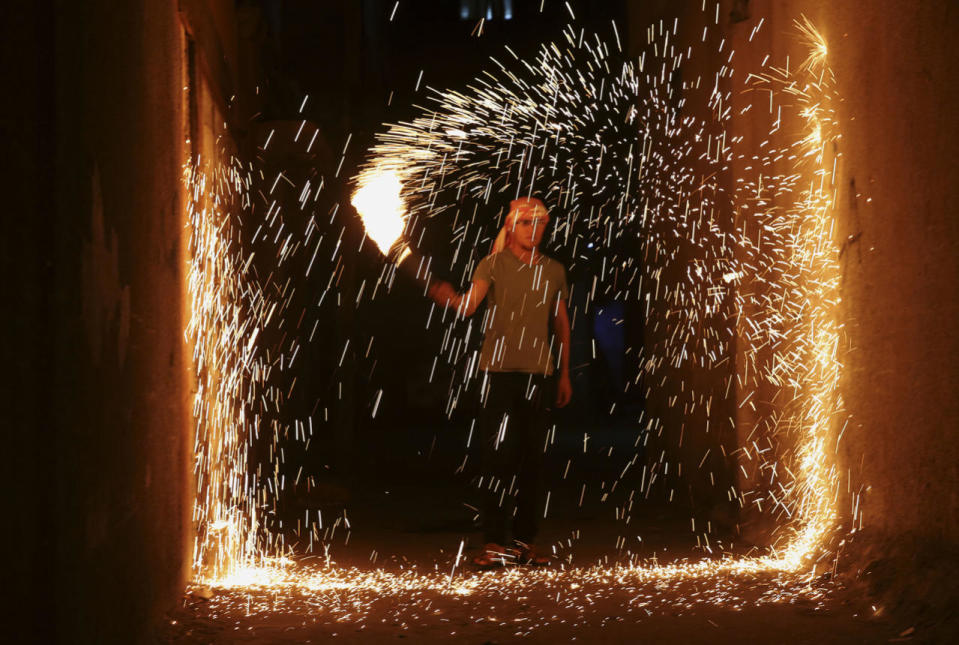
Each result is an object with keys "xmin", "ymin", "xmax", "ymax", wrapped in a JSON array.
[
  {"xmin": 178, "ymin": 17, "xmax": 198, "ymax": 594},
  {"xmin": 721, "ymin": 14, "xmax": 845, "ymax": 561},
  {"xmin": 179, "ymin": 0, "xmax": 277, "ymax": 582},
  {"xmin": 615, "ymin": 2, "xmax": 848, "ymax": 563}
]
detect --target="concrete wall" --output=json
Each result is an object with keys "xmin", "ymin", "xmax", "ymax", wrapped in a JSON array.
[
  {"xmin": 785, "ymin": 0, "xmax": 959, "ymax": 603},
  {"xmin": 5, "ymin": 3, "xmax": 59, "ymax": 642},
  {"xmin": 54, "ymin": 1, "xmax": 192, "ymax": 641},
  {"xmin": 629, "ymin": 0, "xmax": 959, "ymax": 615},
  {"xmin": 4, "ymin": 1, "xmax": 244, "ymax": 641},
  {"xmin": 714, "ymin": 0, "xmax": 959, "ymax": 603}
]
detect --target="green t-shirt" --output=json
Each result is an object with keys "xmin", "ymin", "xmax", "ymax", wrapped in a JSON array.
[{"xmin": 473, "ymin": 250, "xmax": 569, "ymax": 375}]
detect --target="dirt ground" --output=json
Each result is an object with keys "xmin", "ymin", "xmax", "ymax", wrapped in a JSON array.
[
  {"xmin": 159, "ymin": 564, "xmax": 903, "ymax": 644},
  {"xmin": 158, "ymin": 499, "xmax": 908, "ymax": 643},
  {"xmin": 157, "ymin": 428, "xmax": 926, "ymax": 644}
]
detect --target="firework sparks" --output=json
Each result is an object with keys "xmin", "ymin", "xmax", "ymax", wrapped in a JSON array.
[
  {"xmin": 186, "ymin": 155, "xmax": 265, "ymax": 578},
  {"xmin": 185, "ymin": 4, "xmax": 848, "ymax": 626}
]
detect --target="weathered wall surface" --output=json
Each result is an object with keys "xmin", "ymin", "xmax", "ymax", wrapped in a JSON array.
[
  {"xmin": 5, "ymin": 3, "xmax": 59, "ymax": 643},
  {"xmin": 6, "ymin": 1, "xmax": 197, "ymax": 641},
  {"xmin": 629, "ymin": 0, "xmax": 959, "ymax": 617},
  {"xmin": 724, "ymin": 0, "xmax": 959, "ymax": 597},
  {"xmin": 54, "ymin": 0, "xmax": 192, "ymax": 641},
  {"xmin": 821, "ymin": 0, "xmax": 959, "ymax": 550},
  {"xmin": 798, "ymin": 0, "xmax": 958, "ymax": 612}
]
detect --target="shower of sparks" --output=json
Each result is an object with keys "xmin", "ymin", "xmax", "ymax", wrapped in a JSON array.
[
  {"xmin": 187, "ymin": 5, "xmax": 847, "ymax": 627},
  {"xmin": 796, "ymin": 15, "xmax": 829, "ymax": 73},
  {"xmin": 186, "ymin": 133, "xmax": 338, "ymax": 576},
  {"xmin": 186, "ymin": 154, "xmax": 265, "ymax": 578}
]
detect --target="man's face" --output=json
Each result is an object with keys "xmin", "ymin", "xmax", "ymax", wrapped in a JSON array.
[{"xmin": 512, "ymin": 215, "xmax": 548, "ymax": 250}]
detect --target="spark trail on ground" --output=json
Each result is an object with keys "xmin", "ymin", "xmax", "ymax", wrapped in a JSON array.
[{"xmin": 187, "ymin": 3, "xmax": 847, "ymax": 621}]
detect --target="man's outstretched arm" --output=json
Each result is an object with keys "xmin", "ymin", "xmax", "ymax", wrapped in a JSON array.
[
  {"xmin": 392, "ymin": 245, "xmax": 490, "ymax": 317},
  {"xmin": 553, "ymin": 297, "xmax": 572, "ymax": 407}
]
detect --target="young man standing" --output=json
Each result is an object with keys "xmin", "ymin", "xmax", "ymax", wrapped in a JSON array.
[{"xmin": 427, "ymin": 197, "xmax": 572, "ymax": 567}]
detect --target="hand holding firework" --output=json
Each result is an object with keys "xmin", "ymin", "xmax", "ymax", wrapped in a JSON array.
[{"xmin": 350, "ymin": 164, "xmax": 473, "ymax": 310}]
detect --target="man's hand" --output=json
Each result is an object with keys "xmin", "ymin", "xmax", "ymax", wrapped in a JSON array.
[
  {"xmin": 555, "ymin": 372, "xmax": 572, "ymax": 408},
  {"xmin": 427, "ymin": 278, "xmax": 489, "ymax": 316},
  {"xmin": 427, "ymin": 280, "xmax": 458, "ymax": 305}
]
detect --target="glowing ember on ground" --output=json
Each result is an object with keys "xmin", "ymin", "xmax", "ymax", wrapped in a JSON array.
[{"xmin": 177, "ymin": 556, "xmax": 841, "ymax": 639}]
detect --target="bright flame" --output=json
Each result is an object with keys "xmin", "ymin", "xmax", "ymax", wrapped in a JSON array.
[{"xmin": 351, "ymin": 168, "xmax": 407, "ymax": 255}]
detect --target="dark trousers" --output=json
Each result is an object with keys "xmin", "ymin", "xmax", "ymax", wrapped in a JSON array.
[{"xmin": 477, "ymin": 372, "xmax": 552, "ymax": 545}]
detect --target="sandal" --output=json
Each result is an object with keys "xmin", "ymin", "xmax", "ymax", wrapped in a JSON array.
[
  {"xmin": 473, "ymin": 542, "xmax": 512, "ymax": 568},
  {"xmin": 515, "ymin": 542, "xmax": 550, "ymax": 566}
]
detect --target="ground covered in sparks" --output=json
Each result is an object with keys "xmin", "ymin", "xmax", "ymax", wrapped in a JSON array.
[
  {"xmin": 164, "ymin": 434, "xmax": 903, "ymax": 642},
  {"xmin": 160, "ymin": 560, "xmax": 900, "ymax": 643}
]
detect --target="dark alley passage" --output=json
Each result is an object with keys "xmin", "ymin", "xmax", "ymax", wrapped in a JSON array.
[{"xmin": 6, "ymin": 1, "xmax": 959, "ymax": 643}]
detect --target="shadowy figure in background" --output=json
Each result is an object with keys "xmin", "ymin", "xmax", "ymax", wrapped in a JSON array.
[{"xmin": 427, "ymin": 197, "xmax": 571, "ymax": 567}]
